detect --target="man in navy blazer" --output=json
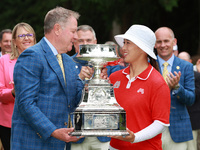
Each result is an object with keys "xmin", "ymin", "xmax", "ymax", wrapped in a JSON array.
[
  {"xmin": 11, "ymin": 7, "xmax": 93, "ymax": 150},
  {"xmin": 155, "ymin": 27, "xmax": 195, "ymax": 150}
]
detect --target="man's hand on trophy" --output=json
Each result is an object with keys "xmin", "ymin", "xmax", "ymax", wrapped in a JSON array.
[
  {"xmin": 79, "ymin": 66, "xmax": 94, "ymax": 80},
  {"xmin": 108, "ymin": 128, "xmax": 135, "ymax": 143},
  {"xmin": 51, "ymin": 128, "xmax": 84, "ymax": 143}
]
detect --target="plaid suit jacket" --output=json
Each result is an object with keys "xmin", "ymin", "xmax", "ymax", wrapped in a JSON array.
[
  {"xmin": 11, "ymin": 38, "xmax": 84, "ymax": 150},
  {"xmin": 158, "ymin": 56, "xmax": 195, "ymax": 143}
]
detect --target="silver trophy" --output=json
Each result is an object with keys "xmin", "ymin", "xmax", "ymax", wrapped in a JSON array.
[{"xmin": 71, "ymin": 44, "xmax": 129, "ymax": 137}]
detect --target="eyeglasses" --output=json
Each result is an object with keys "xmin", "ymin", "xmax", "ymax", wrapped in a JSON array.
[{"xmin": 17, "ymin": 34, "xmax": 34, "ymax": 39}]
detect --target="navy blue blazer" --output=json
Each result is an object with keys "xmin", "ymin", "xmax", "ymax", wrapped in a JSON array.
[
  {"xmin": 158, "ymin": 56, "xmax": 195, "ymax": 143},
  {"xmin": 106, "ymin": 65, "xmax": 126, "ymax": 77},
  {"xmin": 11, "ymin": 38, "xmax": 84, "ymax": 150}
]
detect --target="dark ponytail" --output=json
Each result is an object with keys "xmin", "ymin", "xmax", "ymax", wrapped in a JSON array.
[{"xmin": 149, "ymin": 56, "xmax": 160, "ymax": 72}]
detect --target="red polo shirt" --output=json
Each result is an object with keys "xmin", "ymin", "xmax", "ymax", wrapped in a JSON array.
[{"xmin": 109, "ymin": 64, "xmax": 170, "ymax": 150}]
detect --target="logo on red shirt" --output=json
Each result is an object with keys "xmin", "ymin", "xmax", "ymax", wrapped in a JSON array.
[
  {"xmin": 137, "ymin": 88, "xmax": 144, "ymax": 94},
  {"xmin": 113, "ymin": 81, "xmax": 120, "ymax": 88}
]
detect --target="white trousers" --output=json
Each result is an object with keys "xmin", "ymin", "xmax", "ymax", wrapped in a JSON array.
[
  {"xmin": 71, "ymin": 137, "xmax": 109, "ymax": 150},
  {"xmin": 186, "ymin": 130, "xmax": 198, "ymax": 150},
  {"xmin": 162, "ymin": 128, "xmax": 188, "ymax": 150},
  {"xmin": 108, "ymin": 145, "xmax": 118, "ymax": 150}
]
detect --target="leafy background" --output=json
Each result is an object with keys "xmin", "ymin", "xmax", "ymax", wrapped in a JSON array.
[{"xmin": 0, "ymin": 0, "xmax": 199, "ymax": 60}]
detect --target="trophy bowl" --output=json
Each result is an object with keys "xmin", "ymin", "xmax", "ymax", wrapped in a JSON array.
[
  {"xmin": 70, "ymin": 44, "xmax": 129, "ymax": 137},
  {"xmin": 78, "ymin": 44, "xmax": 119, "ymax": 82}
]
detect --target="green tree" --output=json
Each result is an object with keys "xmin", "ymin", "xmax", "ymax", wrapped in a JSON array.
[
  {"xmin": 0, "ymin": 0, "xmax": 68, "ymax": 41},
  {"xmin": 0, "ymin": 0, "xmax": 199, "ymax": 56}
]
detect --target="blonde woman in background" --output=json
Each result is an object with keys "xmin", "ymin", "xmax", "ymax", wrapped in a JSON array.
[{"xmin": 0, "ymin": 22, "xmax": 36, "ymax": 150}]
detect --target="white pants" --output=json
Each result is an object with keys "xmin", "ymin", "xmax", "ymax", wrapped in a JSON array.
[
  {"xmin": 162, "ymin": 128, "xmax": 188, "ymax": 150},
  {"xmin": 198, "ymin": 130, "xmax": 200, "ymax": 150},
  {"xmin": 109, "ymin": 145, "xmax": 118, "ymax": 150},
  {"xmin": 187, "ymin": 130, "xmax": 198, "ymax": 150},
  {"xmin": 71, "ymin": 137, "xmax": 109, "ymax": 150}
]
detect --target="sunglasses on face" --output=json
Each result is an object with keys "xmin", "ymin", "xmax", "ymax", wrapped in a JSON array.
[{"xmin": 17, "ymin": 33, "xmax": 34, "ymax": 39}]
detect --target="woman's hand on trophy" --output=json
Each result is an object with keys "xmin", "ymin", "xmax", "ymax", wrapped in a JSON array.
[
  {"xmin": 79, "ymin": 66, "xmax": 94, "ymax": 80},
  {"xmin": 108, "ymin": 128, "xmax": 135, "ymax": 143},
  {"xmin": 100, "ymin": 67, "xmax": 109, "ymax": 80}
]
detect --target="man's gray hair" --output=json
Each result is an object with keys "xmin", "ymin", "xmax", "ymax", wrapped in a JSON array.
[
  {"xmin": 44, "ymin": 6, "xmax": 80, "ymax": 34},
  {"xmin": 77, "ymin": 25, "xmax": 96, "ymax": 40}
]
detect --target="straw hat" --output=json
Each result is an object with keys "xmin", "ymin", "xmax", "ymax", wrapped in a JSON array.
[{"xmin": 114, "ymin": 25, "xmax": 157, "ymax": 59}]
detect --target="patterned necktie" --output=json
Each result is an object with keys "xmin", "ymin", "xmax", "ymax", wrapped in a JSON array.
[
  {"xmin": 57, "ymin": 54, "xmax": 66, "ymax": 82},
  {"xmin": 162, "ymin": 62, "xmax": 169, "ymax": 82}
]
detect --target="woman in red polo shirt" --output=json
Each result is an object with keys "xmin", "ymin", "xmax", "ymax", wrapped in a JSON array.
[{"xmin": 108, "ymin": 25, "xmax": 171, "ymax": 150}]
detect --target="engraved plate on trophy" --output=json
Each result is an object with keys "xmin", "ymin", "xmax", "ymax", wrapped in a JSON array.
[
  {"xmin": 84, "ymin": 114, "xmax": 119, "ymax": 129},
  {"xmin": 70, "ymin": 44, "xmax": 129, "ymax": 137}
]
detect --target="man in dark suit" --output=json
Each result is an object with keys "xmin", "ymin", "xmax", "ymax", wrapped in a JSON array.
[
  {"xmin": 155, "ymin": 27, "xmax": 195, "ymax": 150},
  {"xmin": 11, "ymin": 7, "xmax": 93, "ymax": 150},
  {"xmin": 178, "ymin": 51, "xmax": 200, "ymax": 150}
]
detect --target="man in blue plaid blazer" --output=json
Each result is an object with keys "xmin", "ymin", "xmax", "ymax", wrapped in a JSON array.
[
  {"xmin": 11, "ymin": 7, "xmax": 93, "ymax": 150},
  {"xmin": 155, "ymin": 27, "xmax": 195, "ymax": 150}
]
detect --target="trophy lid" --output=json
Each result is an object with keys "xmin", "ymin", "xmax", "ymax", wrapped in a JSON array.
[{"xmin": 77, "ymin": 44, "xmax": 119, "ymax": 61}]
